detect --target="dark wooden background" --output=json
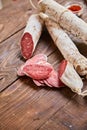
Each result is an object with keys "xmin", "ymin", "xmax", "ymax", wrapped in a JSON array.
[{"xmin": 0, "ymin": 0, "xmax": 87, "ymax": 129}]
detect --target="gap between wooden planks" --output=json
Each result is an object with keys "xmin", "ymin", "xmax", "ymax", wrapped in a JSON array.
[
  {"xmin": 0, "ymin": 76, "xmax": 87, "ymax": 130},
  {"xmin": 0, "ymin": 0, "xmax": 58, "ymax": 92},
  {"xmin": 0, "ymin": 0, "xmax": 87, "ymax": 91},
  {"xmin": 0, "ymin": 73, "xmax": 75, "ymax": 130},
  {"xmin": 0, "ymin": 0, "xmax": 87, "ymax": 129},
  {"xmin": 1, "ymin": 28, "xmax": 86, "ymax": 129},
  {"xmin": 39, "ymin": 95, "xmax": 87, "ymax": 130},
  {"xmin": 0, "ymin": 0, "xmax": 34, "ymax": 43},
  {"xmin": 0, "ymin": 26, "xmax": 61, "ymax": 92},
  {"xmin": 0, "ymin": 25, "xmax": 76, "ymax": 130},
  {"xmin": 1, "ymin": 0, "xmax": 86, "ymax": 43}
]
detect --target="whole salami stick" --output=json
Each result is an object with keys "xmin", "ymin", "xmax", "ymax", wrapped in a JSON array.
[
  {"xmin": 38, "ymin": 0, "xmax": 87, "ymax": 44},
  {"xmin": 39, "ymin": 13, "xmax": 87, "ymax": 76},
  {"xmin": 20, "ymin": 14, "xmax": 44, "ymax": 59}
]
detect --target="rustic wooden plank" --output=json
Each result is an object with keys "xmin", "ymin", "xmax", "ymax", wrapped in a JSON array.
[
  {"xmin": 0, "ymin": 0, "xmax": 87, "ymax": 130},
  {"xmin": 54, "ymin": 100, "xmax": 87, "ymax": 130},
  {"xmin": 73, "ymin": 79, "xmax": 87, "ymax": 106},
  {"xmin": 0, "ymin": 0, "xmax": 33, "ymax": 42},
  {"xmin": 0, "ymin": 73, "xmax": 74, "ymax": 130},
  {"xmin": 1, "ymin": 0, "xmax": 87, "ymax": 43},
  {"xmin": 39, "ymin": 73, "xmax": 87, "ymax": 130},
  {"xmin": 0, "ymin": 0, "xmax": 87, "ymax": 92},
  {"xmin": 39, "ymin": 120, "xmax": 68, "ymax": 130},
  {"xmin": 0, "ymin": 29, "xmax": 23, "ymax": 91},
  {"xmin": 39, "ymin": 92, "xmax": 87, "ymax": 130},
  {"xmin": 0, "ymin": 28, "xmax": 59, "ymax": 92}
]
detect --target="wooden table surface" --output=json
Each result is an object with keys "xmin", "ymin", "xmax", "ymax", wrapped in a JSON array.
[{"xmin": 0, "ymin": 0, "xmax": 87, "ymax": 130}]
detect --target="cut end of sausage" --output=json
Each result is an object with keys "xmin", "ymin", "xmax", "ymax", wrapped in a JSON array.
[
  {"xmin": 59, "ymin": 60, "xmax": 83, "ymax": 94},
  {"xmin": 46, "ymin": 70, "xmax": 65, "ymax": 88},
  {"xmin": 58, "ymin": 60, "xmax": 67, "ymax": 78},
  {"xmin": 20, "ymin": 32, "xmax": 34, "ymax": 59}
]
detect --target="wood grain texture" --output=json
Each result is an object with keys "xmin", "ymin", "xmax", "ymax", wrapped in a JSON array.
[
  {"xmin": 0, "ymin": 30, "xmax": 23, "ymax": 91},
  {"xmin": 0, "ymin": 0, "xmax": 33, "ymax": 42},
  {"xmin": 39, "ymin": 120, "xmax": 69, "ymax": 130},
  {"xmin": 0, "ymin": 0, "xmax": 87, "ymax": 92},
  {"xmin": 0, "ymin": 76, "xmax": 74, "ymax": 130},
  {"xmin": 0, "ymin": 29, "xmax": 59, "ymax": 92},
  {"xmin": 0, "ymin": 0, "xmax": 87, "ymax": 130},
  {"xmin": 39, "ymin": 98, "xmax": 87, "ymax": 130}
]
